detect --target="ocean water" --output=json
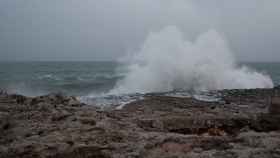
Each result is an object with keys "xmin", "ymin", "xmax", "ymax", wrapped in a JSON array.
[
  {"xmin": 0, "ymin": 61, "xmax": 279, "ymax": 106},
  {"xmin": 0, "ymin": 61, "xmax": 121, "ymax": 96}
]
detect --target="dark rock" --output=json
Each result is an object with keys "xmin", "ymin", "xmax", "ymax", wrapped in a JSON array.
[
  {"xmin": 270, "ymin": 96, "xmax": 280, "ymax": 114},
  {"xmin": 78, "ymin": 117, "xmax": 96, "ymax": 126},
  {"xmin": 161, "ymin": 142, "xmax": 192, "ymax": 153},
  {"xmin": 54, "ymin": 145, "xmax": 111, "ymax": 158},
  {"xmin": 51, "ymin": 112, "xmax": 71, "ymax": 122}
]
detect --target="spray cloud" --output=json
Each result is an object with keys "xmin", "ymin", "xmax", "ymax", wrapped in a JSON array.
[{"xmin": 110, "ymin": 26, "xmax": 274, "ymax": 94}]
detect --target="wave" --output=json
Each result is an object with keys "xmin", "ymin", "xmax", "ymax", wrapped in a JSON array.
[
  {"xmin": 37, "ymin": 74, "xmax": 62, "ymax": 81},
  {"xmin": 110, "ymin": 26, "xmax": 274, "ymax": 94}
]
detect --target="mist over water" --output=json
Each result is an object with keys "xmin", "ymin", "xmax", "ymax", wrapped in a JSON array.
[
  {"xmin": 0, "ymin": 59, "xmax": 277, "ymax": 106},
  {"xmin": 0, "ymin": 26, "xmax": 275, "ymax": 104},
  {"xmin": 110, "ymin": 26, "xmax": 274, "ymax": 94},
  {"xmin": 1, "ymin": 1, "xmax": 280, "ymax": 108}
]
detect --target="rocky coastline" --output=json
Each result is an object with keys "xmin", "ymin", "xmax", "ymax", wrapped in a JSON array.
[{"xmin": 1, "ymin": 87, "xmax": 280, "ymax": 158}]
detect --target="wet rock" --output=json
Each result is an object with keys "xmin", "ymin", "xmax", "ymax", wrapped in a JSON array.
[
  {"xmin": 197, "ymin": 138, "xmax": 232, "ymax": 151},
  {"xmin": 213, "ymin": 151, "xmax": 238, "ymax": 158},
  {"xmin": 78, "ymin": 117, "xmax": 96, "ymax": 126},
  {"xmin": 9, "ymin": 94, "xmax": 28, "ymax": 104},
  {"xmin": 251, "ymin": 114, "xmax": 280, "ymax": 132},
  {"xmin": 54, "ymin": 145, "xmax": 111, "ymax": 158},
  {"xmin": 29, "ymin": 93, "xmax": 82, "ymax": 107},
  {"xmin": 0, "ymin": 112, "xmax": 12, "ymax": 136},
  {"xmin": 161, "ymin": 142, "xmax": 192, "ymax": 153},
  {"xmin": 0, "ymin": 89, "xmax": 7, "ymax": 95},
  {"xmin": 0, "ymin": 88, "xmax": 280, "ymax": 157},
  {"xmin": 51, "ymin": 111, "xmax": 71, "ymax": 122},
  {"xmin": 270, "ymin": 96, "xmax": 280, "ymax": 114}
]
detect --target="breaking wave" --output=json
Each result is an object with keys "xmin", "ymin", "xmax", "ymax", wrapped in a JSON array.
[{"xmin": 110, "ymin": 26, "xmax": 274, "ymax": 94}]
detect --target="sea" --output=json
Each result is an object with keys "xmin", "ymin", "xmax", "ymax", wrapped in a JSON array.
[{"xmin": 0, "ymin": 61, "xmax": 279, "ymax": 106}]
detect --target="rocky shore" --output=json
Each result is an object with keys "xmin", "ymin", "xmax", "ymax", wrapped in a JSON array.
[{"xmin": 1, "ymin": 87, "xmax": 280, "ymax": 158}]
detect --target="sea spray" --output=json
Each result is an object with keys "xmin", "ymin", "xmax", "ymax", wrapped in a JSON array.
[{"xmin": 110, "ymin": 26, "xmax": 274, "ymax": 94}]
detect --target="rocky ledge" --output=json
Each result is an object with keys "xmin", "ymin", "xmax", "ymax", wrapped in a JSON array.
[{"xmin": 0, "ymin": 87, "xmax": 280, "ymax": 158}]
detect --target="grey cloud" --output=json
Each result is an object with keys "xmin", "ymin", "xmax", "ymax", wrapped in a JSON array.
[{"xmin": 0, "ymin": 0, "xmax": 279, "ymax": 61}]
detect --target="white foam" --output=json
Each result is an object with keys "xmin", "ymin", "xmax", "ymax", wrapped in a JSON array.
[
  {"xmin": 80, "ymin": 93, "xmax": 144, "ymax": 108},
  {"xmin": 110, "ymin": 26, "xmax": 274, "ymax": 94}
]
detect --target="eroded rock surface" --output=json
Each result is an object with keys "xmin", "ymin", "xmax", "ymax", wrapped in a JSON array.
[{"xmin": 0, "ymin": 88, "xmax": 280, "ymax": 158}]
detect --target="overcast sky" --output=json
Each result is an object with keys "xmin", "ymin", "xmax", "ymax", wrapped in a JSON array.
[{"xmin": 0, "ymin": 0, "xmax": 280, "ymax": 61}]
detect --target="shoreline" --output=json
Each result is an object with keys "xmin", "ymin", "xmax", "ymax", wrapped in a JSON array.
[{"xmin": 1, "ymin": 87, "xmax": 280, "ymax": 157}]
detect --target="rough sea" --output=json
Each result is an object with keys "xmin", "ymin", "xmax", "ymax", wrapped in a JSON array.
[{"xmin": 0, "ymin": 61, "xmax": 279, "ymax": 106}]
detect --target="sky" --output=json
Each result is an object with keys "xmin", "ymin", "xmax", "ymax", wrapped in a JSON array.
[{"xmin": 0, "ymin": 0, "xmax": 280, "ymax": 62}]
